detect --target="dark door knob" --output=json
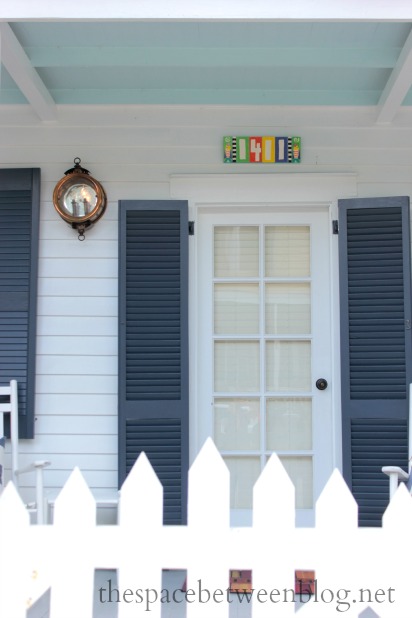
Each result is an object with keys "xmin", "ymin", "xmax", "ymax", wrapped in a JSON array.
[{"xmin": 316, "ymin": 378, "xmax": 328, "ymax": 391}]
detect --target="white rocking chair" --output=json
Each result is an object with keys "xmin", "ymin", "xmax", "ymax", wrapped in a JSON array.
[
  {"xmin": 382, "ymin": 465, "xmax": 411, "ymax": 501},
  {"xmin": 381, "ymin": 384, "xmax": 412, "ymax": 502},
  {"xmin": 0, "ymin": 379, "xmax": 50, "ymax": 524}
]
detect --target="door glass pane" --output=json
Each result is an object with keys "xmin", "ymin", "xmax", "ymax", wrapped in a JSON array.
[
  {"xmin": 212, "ymin": 221, "xmax": 315, "ymax": 514},
  {"xmin": 224, "ymin": 457, "xmax": 261, "ymax": 509},
  {"xmin": 214, "ymin": 226, "xmax": 259, "ymax": 278},
  {"xmin": 266, "ymin": 398, "xmax": 312, "ymax": 450},
  {"xmin": 279, "ymin": 456, "xmax": 313, "ymax": 508},
  {"xmin": 215, "ymin": 341, "xmax": 260, "ymax": 392},
  {"xmin": 266, "ymin": 341, "xmax": 311, "ymax": 392},
  {"xmin": 265, "ymin": 226, "xmax": 310, "ymax": 278},
  {"xmin": 265, "ymin": 283, "xmax": 311, "ymax": 335},
  {"xmin": 215, "ymin": 283, "xmax": 259, "ymax": 334},
  {"xmin": 214, "ymin": 398, "xmax": 260, "ymax": 451}
]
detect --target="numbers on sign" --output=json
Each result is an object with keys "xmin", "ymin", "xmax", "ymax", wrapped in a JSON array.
[
  {"xmin": 250, "ymin": 138, "xmax": 262, "ymax": 163},
  {"xmin": 236, "ymin": 137, "xmax": 249, "ymax": 163},
  {"xmin": 262, "ymin": 137, "xmax": 275, "ymax": 163}
]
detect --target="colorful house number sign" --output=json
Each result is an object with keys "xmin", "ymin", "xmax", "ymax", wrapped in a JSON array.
[{"xmin": 223, "ymin": 136, "xmax": 301, "ymax": 163}]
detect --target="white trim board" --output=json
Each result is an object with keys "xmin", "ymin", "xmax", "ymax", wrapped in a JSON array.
[
  {"xmin": 0, "ymin": 23, "xmax": 56, "ymax": 122},
  {"xmin": 2, "ymin": 1, "xmax": 412, "ymax": 21},
  {"xmin": 170, "ymin": 173, "xmax": 358, "ymax": 203}
]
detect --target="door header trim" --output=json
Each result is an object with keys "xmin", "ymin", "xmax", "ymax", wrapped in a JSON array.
[{"xmin": 170, "ymin": 173, "xmax": 357, "ymax": 204}]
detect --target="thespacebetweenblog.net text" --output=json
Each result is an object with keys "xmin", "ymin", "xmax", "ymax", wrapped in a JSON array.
[{"xmin": 98, "ymin": 578, "xmax": 395, "ymax": 613}]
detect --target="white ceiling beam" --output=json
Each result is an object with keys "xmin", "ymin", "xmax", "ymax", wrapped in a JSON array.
[
  {"xmin": 1, "ymin": 0, "xmax": 412, "ymax": 21},
  {"xmin": 376, "ymin": 28, "xmax": 412, "ymax": 124},
  {"xmin": 0, "ymin": 22, "xmax": 56, "ymax": 121}
]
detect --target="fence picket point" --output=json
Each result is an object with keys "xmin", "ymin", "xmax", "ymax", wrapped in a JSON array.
[
  {"xmin": 382, "ymin": 481, "xmax": 412, "ymax": 529},
  {"xmin": 0, "ymin": 481, "xmax": 31, "ymax": 617},
  {"xmin": 50, "ymin": 468, "xmax": 97, "ymax": 617},
  {"xmin": 53, "ymin": 466, "xmax": 96, "ymax": 527},
  {"xmin": 117, "ymin": 452, "xmax": 164, "ymax": 618},
  {"xmin": 119, "ymin": 450, "xmax": 162, "ymax": 528},
  {"xmin": 312, "ymin": 469, "xmax": 360, "ymax": 616},
  {"xmin": 186, "ymin": 438, "xmax": 230, "ymax": 618},
  {"xmin": 4, "ymin": 440, "xmax": 412, "ymax": 618},
  {"xmin": 188, "ymin": 437, "xmax": 230, "ymax": 528},
  {"xmin": 0, "ymin": 480, "xmax": 30, "ymax": 527},
  {"xmin": 251, "ymin": 454, "xmax": 297, "ymax": 617},
  {"xmin": 253, "ymin": 453, "xmax": 294, "ymax": 529},
  {"xmin": 316, "ymin": 468, "xmax": 357, "ymax": 530}
]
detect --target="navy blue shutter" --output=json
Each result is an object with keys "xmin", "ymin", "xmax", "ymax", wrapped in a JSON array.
[
  {"xmin": 0, "ymin": 169, "xmax": 40, "ymax": 438},
  {"xmin": 339, "ymin": 197, "xmax": 412, "ymax": 526},
  {"xmin": 118, "ymin": 200, "xmax": 189, "ymax": 524}
]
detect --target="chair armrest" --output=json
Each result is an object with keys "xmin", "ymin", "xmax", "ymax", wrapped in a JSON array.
[
  {"xmin": 15, "ymin": 460, "xmax": 51, "ymax": 476},
  {"xmin": 382, "ymin": 466, "xmax": 409, "ymax": 500},
  {"xmin": 15, "ymin": 460, "xmax": 51, "ymax": 524}
]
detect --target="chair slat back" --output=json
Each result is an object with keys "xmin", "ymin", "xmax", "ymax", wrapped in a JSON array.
[
  {"xmin": 0, "ymin": 389, "xmax": 12, "ymax": 413},
  {"xmin": 0, "ymin": 387, "xmax": 9, "ymax": 492},
  {"xmin": 0, "ymin": 380, "xmax": 19, "ymax": 487}
]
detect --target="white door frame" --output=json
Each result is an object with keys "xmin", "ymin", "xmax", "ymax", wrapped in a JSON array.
[{"xmin": 171, "ymin": 173, "xmax": 357, "ymax": 522}]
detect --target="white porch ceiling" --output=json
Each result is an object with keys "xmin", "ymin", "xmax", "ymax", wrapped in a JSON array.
[{"xmin": 1, "ymin": 5, "xmax": 412, "ymax": 123}]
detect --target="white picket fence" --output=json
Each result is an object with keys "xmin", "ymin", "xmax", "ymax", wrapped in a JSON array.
[{"xmin": 0, "ymin": 438, "xmax": 411, "ymax": 618}]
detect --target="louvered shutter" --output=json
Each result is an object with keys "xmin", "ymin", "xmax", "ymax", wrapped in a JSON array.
[
  {"xmin": 339, "ymin": 196, "xmax": 412, "ymax": 526},
  {"xmin": 118, "ymin": 200, "xmax": 189, "ymax": 524},
  {"xmin": 0, "ymin": 169, "xmax": 40, "ymax": 439}
]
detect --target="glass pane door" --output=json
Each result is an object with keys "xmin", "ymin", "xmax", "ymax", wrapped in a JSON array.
[
  {"xmin": 197, "ymin": 209, "xmax": 333, "ymax": 526},
  {"xmin": 214, "ymin": 224, "xmax": 313, "ymax": 510}
]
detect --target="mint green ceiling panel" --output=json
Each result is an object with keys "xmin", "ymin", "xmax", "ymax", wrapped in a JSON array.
[
  {"xmin": 1, "ymin": 20, "xmax": 412, "ymax": 107},
  {"xmin": 10, "ymin": 21, "xmax": 411, "ymax": 49},
  {"xmin": 402, "ymin": 88, "xmax": 412, "ymax": 105}
]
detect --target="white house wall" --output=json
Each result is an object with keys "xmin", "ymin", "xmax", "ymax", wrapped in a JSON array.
[{"xmin": 2, "ymin": 103, "xmax": 412, "ymax": 505}]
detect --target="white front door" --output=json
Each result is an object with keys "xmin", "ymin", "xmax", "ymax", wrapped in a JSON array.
[{"xmin": 196, "ymin": 207, "xmax": 333, "ymax": 526}]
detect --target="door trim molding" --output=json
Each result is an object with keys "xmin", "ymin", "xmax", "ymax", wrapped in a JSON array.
[
  {"xmin": 173, "ymin": 173, "xmax": 357, "ymax": 493},
  {"xmin": 170, "ymin": 173, "xmax": 357, "ymax": 203}
]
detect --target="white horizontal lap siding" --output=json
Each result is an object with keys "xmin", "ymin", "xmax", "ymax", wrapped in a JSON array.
[
  {"xmin": 36, "ymin": 337, "xmax": 117, "ymax": 356},
  {"xmin": 36, "ymin": 355, "xmax": 116, "ymax": 375},
  {"xmin": 38, "ymin": 278, "xmax": 117, "ymax": 297},
  {"xmin": 39, "ymin": 260, "xmax": 118, "ymax": 278},
  {"xmin": 37, "ymin": 317, "xmax": 116, "ymax": 337},
  {"xmin": 3, "ymin": 452, "xmax": 117, "ymax": 471},
  {"xmin": 0, "ymin": 104, "xmax": 412, "ymax": 506},
  {"xmin": 35, "ymin": 393, "xmax": 117, "ymax": 415},
  {"xmin": 37, "ymin": 296, "xmax": 117, "ymax": 317},
  {"xmin": 27, "ymin": 161, "xmax": 121, "ymax": 502}
]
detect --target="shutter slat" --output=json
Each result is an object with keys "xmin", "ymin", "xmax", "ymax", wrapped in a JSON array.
[
  {"xmin": 339, "ymin": 196, "xmax": 412, "ymax": 526},
  {"xmin": 351, "ymin": 419, "xmax": 408, "ymax": 526},
  {"xmin": 119, "ymin": 200, "xmax": 189, "ymax": 525},
  {"xmin": 124, "ymin": 209, "xmax": 184, "ymax": 401},
  {"xmin": 0, "ymin": 170, "xmax": 39, "ymax": 438},
  {"xmin": 345, "ymin": 204, "xmax": 408, "ymax": 400},
  {"xmin": 126, "ymin": 419, "xmax": 183, "ymax": 525}
]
